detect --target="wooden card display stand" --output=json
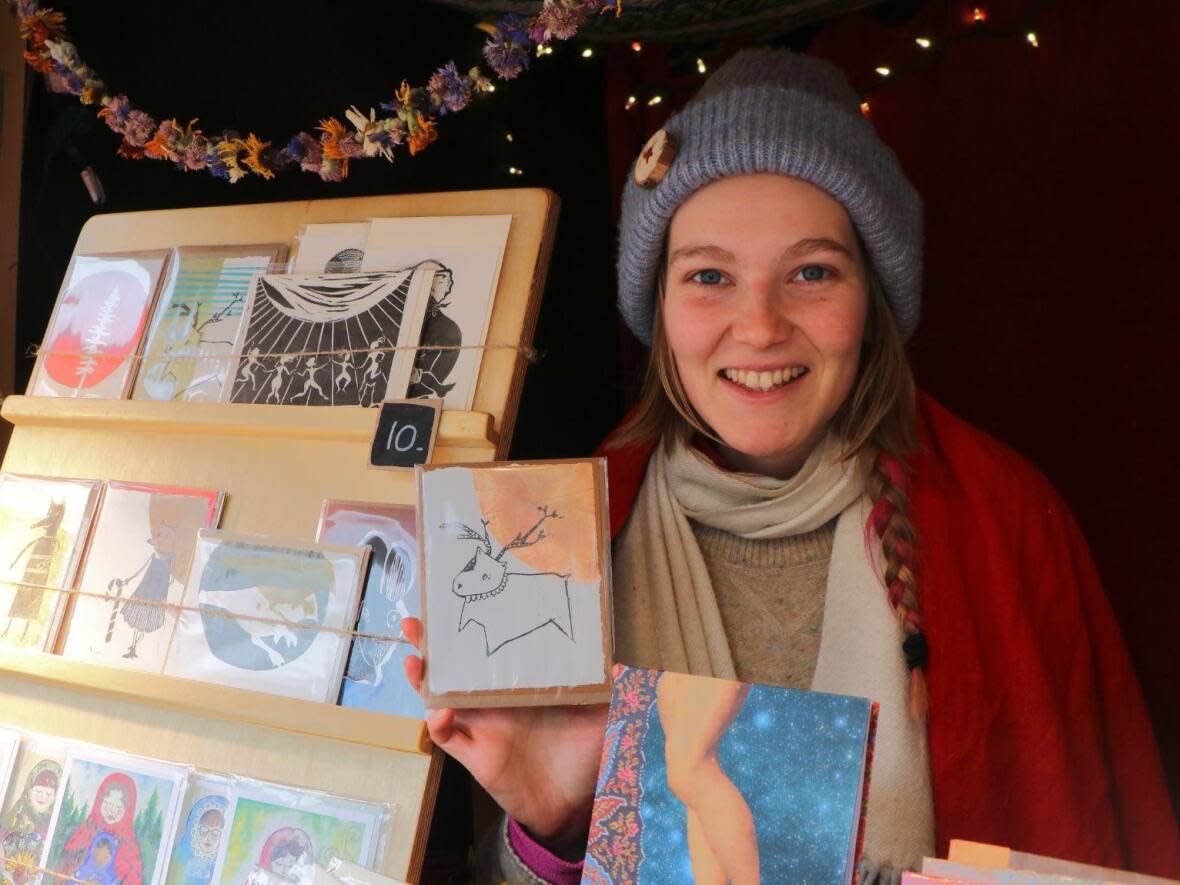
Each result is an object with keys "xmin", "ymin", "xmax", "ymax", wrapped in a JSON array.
[{"xmin": 0, "ymin": 188, "xmax": 559, "ymax": 884}]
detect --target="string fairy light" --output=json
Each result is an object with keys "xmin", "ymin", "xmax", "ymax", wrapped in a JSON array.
[{"xmin": 859, "ymin": 2, "xmax": 1046, "ymax": 122}]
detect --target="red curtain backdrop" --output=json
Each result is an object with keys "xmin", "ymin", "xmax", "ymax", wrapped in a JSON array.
[{"xmin": 604, "ymin": 0, "xmax": 1180, "ymax": 815}]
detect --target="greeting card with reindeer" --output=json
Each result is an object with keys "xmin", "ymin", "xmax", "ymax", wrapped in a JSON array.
[
  {"xmin": 162, "ymin": 531, "xmax": 367, "ymax": 703},
  {"xmin": 416, "ymin": 459, "xmax": 613, "ymax": 707}
]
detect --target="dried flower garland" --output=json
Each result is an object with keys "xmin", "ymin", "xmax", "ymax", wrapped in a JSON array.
[{"xmin": 7, "ymin": 0, "xmax": 620, "ymax": 182}]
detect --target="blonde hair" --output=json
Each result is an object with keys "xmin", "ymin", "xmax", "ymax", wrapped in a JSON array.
[{"xmin": 608, "ymin": 257, "xmax": 930, "ymax": 719}]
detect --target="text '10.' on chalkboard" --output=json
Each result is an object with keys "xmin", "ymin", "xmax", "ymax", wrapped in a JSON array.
[{"xmin": 370, "ymin": 400, "xmax": 442, "ymax": 469}]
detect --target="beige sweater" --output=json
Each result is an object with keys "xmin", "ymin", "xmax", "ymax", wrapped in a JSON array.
[{"xmin": 689, "ymin": 519, "xmax": 834, "ymax": 687}]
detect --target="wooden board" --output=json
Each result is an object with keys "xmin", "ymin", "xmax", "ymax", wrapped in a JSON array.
[
  {"xmin": 0, "ymin": 189, "xmax": 560, "ymax": 883},
  {"xmin": 0, "ymin": 665, "xmax": 443, "ymax": 882}
]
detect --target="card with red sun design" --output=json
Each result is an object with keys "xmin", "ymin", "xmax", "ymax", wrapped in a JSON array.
[{"xmin": 29, "ymin": 251, "xmax": 172, "ymax": 399}]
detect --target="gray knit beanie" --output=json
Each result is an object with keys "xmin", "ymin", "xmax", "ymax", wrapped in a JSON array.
[{"xmin": 617, "ymin": 48, "xmax": 923, "ymax": 344}]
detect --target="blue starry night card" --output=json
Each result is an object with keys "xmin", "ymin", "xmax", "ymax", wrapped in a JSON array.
[{"xmin": 582, "ymin": 665, "xmax": 877, "ymax": 885}]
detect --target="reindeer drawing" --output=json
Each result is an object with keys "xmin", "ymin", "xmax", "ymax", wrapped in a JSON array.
[{"xmin": 444, "ymin": 506, "xmax": 573, "ymax": 656}]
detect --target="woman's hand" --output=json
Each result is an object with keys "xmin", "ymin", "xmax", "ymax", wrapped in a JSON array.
[{"xmin": 401, "ymin": 617, "xmax": 608, "ymax": 860}]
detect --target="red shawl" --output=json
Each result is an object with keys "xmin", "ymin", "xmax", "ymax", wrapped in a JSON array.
[
  {"xmin": 599, "ymin": 392, "xmax": 1180, "ymax": 878},
  {"xmin": 61, "ymin": 772, "xmax": 143, "ymax": 885}
]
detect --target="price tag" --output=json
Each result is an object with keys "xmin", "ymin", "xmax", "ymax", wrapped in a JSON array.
[{"xmin": 370, "ymin": 399, "xmax": 442, "ymax": 469}]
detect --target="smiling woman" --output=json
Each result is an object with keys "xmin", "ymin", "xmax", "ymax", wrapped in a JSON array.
[
  {"xmin": 401, "ymin": 47, "xmax": 1180, "ymax": 885},
  {"xmin": 660, "ymin": 175, "xmax": 871, "ymax": 478}
]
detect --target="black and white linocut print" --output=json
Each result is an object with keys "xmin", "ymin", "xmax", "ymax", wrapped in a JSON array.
[
  {"xmin": 228, "ymin": 267, "xmax": 429, "ymax": 407},
  {"xmin": 362, "ymin": 215, "xmax": 512, "ymax": 410}
]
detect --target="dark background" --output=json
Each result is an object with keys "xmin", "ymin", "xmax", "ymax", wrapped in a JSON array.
[{"xmin": 12, "ymin": 0, "xmax": 1179, "ymax": 867}]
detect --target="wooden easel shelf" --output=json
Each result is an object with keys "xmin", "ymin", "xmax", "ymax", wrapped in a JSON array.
[
  {"xmin": 0, "ymin": 396, "xmax": 497, "ymax": 453},
  {"xmin": 0, "ymin": 649, "xmax": 430, "ymax": 754},
  {"xmin": 0, "ymin": 189, "xmax": 560, "ymax": 883}
]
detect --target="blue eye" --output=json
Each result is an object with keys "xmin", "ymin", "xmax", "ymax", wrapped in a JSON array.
[
  {"xmin": 795, "ymin": 265, "xmax": 831, "ymax": 283},
  {"xmin": 690, "ymin": 269, "xmax": 726, "ymax": 286}
]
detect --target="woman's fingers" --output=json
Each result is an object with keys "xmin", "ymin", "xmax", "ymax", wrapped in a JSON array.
[
  {"xmin": 404, "ymin": 649, "xmax": 478, "ymax": 770},
  {"xmin": 403, "ymin": 651, "xmax": 423, "ymax": 693},
  {"xmin": 425, "ymin": 709, "xmax": 477, "ymax": 763},
  {"xmin": 401, "ymin": 616, "xmax": 422, "ymax": 648}
]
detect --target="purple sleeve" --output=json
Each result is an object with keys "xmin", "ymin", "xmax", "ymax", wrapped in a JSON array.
[{"xmin": 507, "ymin": 817, "xmax": 585, "ymax": 885}]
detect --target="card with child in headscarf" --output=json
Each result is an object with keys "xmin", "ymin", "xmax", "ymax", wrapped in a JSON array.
[{"xmin": 40, "ymin": 748, "xmax": 188, "ymax": 885}]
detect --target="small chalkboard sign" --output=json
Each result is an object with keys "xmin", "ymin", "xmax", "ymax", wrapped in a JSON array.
[{"xmin": 370, "ymin": 399, "xmax": 442, "ymax": 469}]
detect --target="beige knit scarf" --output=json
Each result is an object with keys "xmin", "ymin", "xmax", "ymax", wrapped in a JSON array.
[{"xmin": 611, "ymin": 433, "xmax": 935, "ymax": 878}]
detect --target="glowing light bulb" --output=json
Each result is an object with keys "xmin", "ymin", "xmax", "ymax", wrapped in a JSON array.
[
  {"xmin": 647, "ymin": 95, "xmax": 663, "ymax": 106},
  {"xmin": 860, "ymin": 101, "xmax": 871, "ymax": 116},
  {"xmin": 625, "ymin": 95, "xmax": 638, "ymax": 110},
  {"xmin": 508, "ymin": 166, "xmax": 524, "ymax": 176},
  {"xmin": 697, "ymin": 58, "xmax": 707, "ymax": 74},
  {"xmin": 915, "ymin": 37, "xmax": 932, "ymax": 49},
  {"xmin": 1026, "ymin": 31, "xmax": 1039, "ymax": 47},
  {"xmin": 631, "ymin": 41, "xmax": 643, "ymax": 52},
  {"xmin": 582, "ymin": 47, "xmax": 594, "ymax": 58},
  {"xmin": 875, "ymin": 66, "xmax": 891, "ymax": 77},
  {"xmin": 971, "ymin": 6, "xmax": 988, "ymax": 23},
  {"xmin": 505, "ymin": 133, "xmax": 514, "ymax": 143}
]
